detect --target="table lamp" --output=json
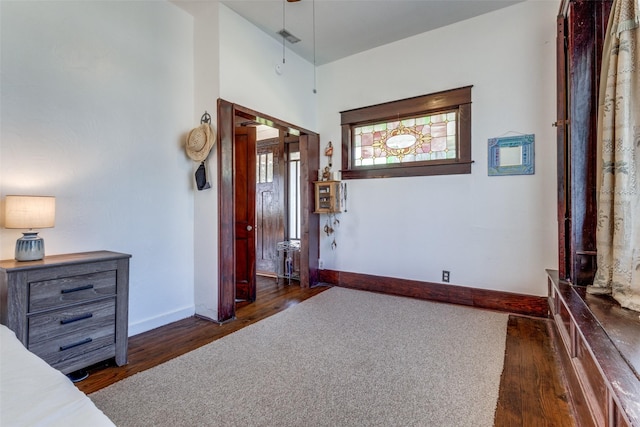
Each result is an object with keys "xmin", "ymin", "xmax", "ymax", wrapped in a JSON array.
[{"xmin": 4, "ymin": 195, "xmax": 56, "ymax": 261}]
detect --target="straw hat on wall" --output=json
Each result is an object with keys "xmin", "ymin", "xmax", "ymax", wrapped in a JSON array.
[{"xmin": 185, "ymin": 123, "xmax": 215, "ymax": 162}]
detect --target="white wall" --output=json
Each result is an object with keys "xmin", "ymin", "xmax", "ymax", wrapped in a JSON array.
[
  {"xmin": 0, "ymin": 1, "xmax": 196, "ymax": 335},
  {"xmin": 178, "ymin": 3, "xmax": 317, "ymax": 322},
  {"xmin": 316, "ymin": 1, "xmax": 559, "ymax": 296},
  {"xmin": 172, "ymin": 1, "xmax": 221, "ymax": 322},
  {"xmin": 219, "ymin": 4, "xmax": 317, "ymax": 132},
  {"xmin": 0, "ymin": 0, "xmax": 559, "ymax": 342}
]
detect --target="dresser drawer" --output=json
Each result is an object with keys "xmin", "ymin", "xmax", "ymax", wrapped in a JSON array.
[
  {"xmin": 28, "ymin": 302, "xmax": 116, "ymax": 367},
  {"xmin": 28, "ymin": 298, "xmax": 116, "ymax": 345},
  {"xmin": 35, "ymin": 333, "xmax": 116, "ymax": 370},
  {"xmin": 29, "ymin": 270, "xmax": 116, "ymax": 312}
]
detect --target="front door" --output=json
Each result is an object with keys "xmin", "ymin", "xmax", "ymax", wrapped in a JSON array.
[
  {"xmin": 235, "ymin": 126, "xmax": 257, "ymax": 301},
  {"xmin": 256, "ymin": 138, "xmax": 284, "ymax": 275}
]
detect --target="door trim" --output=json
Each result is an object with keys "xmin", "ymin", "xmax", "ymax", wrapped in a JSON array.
[{"xmin": 216, "ymin": 99, "xmax": 320, "ymax": 322}]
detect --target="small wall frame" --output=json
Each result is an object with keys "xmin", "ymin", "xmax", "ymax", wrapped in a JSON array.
[{"xmin": 488, "ymin": 134, "xmax": 535, "ymax": 176}]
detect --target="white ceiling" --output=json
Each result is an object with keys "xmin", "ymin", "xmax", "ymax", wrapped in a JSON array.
[{"xmin": 220, "ymin": 0, "xmax": 522, "ymax": 65}]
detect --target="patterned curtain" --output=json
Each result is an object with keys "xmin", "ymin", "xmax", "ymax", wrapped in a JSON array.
[{"xmin": 588, "ymin": 0, "xmax": 640, "ymax": 312}]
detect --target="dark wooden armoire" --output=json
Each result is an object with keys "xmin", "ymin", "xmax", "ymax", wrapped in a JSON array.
[
  {"xmin": 553, "ymin": 6, "xmax": 639, "ymax": 427},
  {"xmin": 556, "ymin": 0, "xmax": 613, "ymax": 286}
]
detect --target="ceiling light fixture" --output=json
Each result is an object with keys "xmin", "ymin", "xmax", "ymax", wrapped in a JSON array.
[
  {"xmin": 281, "ymin": 0, "xmax": 285, "ymax": 64},
  {"xmin": 312, "ymin": 0, "xmax": 317, "ymax": 94}
]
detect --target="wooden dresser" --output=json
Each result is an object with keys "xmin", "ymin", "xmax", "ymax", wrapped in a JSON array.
[{"xmin": 0, "ymin": 251, "xmax": 131, "ymax": 374}]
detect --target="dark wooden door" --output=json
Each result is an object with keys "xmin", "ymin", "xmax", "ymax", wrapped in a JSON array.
[
  {"xmin": 556, "ymin": 0, "xmax": 612, "ymax": 285},
  {"xmin": 235, "ymin": 126, "xmax": 257, "ymax": 301},
  {"xmin": 256, "ymin": 138, "xmax": 284, "ymax": 275}
]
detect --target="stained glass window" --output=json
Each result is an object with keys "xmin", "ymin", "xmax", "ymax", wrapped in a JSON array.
[
  {"xmin": 353, "ymin": 112, "xmax": 457, "ymax": 167},
  {"xmin": 341, "ymin": 86, "xmax": 472, "ymax": 179}
]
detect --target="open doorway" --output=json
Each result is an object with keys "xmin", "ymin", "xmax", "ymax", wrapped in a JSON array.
[
  {"xmin": 254, "ymin": 130, "xmax": 300, "ymax": 278},
  {"xmin": 216, "ymin": 99, "xmax": 321, "ymax": 322}
]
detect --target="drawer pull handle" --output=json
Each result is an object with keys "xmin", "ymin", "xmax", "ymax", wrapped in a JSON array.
[
  {"xmin": 61, "ymin": 284, "xmax": 94, "ymax": 294},
  {"xmin": 60, "ymin": 313, "xmax": 93, "ymax": 325},
  {"xmin": 60, "ymin": 337, "xmax": 92, "ymax": 351}
]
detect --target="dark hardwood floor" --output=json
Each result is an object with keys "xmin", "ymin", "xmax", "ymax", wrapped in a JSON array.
[
  {"xmin": 496, "ymin": 316, "xmax": 575, "ymax": 426},
  {"xmin": 78, "ymin": 277, "xmax": 576, "ymax": 426}
]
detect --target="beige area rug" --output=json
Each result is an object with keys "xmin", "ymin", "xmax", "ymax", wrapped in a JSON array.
[{"xmin": 90, "ymin": 287, "xmax": 508, "ymax": 426}]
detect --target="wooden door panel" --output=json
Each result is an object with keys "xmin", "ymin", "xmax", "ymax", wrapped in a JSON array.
[
  {"xmin": 257, "ymin": 190, "xmax": 279, "ymax": 273},
  {"xmin": 235, "ymin": 127, "xmax": 256, "ymax": 302},
  {"xmin": 256, "ymin": 140, "xmax": 283, "ymax": 274},
  {"xmin": 235, "ymin": 238, "xmax": 250, "ymax": 283}
]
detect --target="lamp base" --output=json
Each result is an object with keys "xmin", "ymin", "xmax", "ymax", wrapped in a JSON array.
[{"xmin": 15, "ymin": 232, "xmax": 45, "ymax": 262}]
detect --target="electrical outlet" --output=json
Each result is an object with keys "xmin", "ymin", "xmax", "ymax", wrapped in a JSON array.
[
  {"xmin": 442, "ymin": 270, "xmax": 450, "ymax": 283},
  {"xmin": 318, "ymin": 259, "xmax": 324, "ymax": 270}
]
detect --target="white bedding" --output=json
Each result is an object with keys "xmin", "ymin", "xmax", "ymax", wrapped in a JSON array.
[{"xmin": 0, "ymin": 324, "xmax": 115, "ymax": 427}]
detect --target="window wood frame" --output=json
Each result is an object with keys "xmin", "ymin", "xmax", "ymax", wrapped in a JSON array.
[{"xmin": 340, "ymin": 86, "xmax": 473, "ymax": 179}]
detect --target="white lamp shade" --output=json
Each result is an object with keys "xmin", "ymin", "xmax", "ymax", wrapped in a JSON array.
[{"xmin": 4, "ymin": 196, "xmax": 56, "ymax": 229}]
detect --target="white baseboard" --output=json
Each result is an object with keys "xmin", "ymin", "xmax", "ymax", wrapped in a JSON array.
[{"xmin": 128, "ymin": 306, "xmax": 195, "ymax": 337}]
